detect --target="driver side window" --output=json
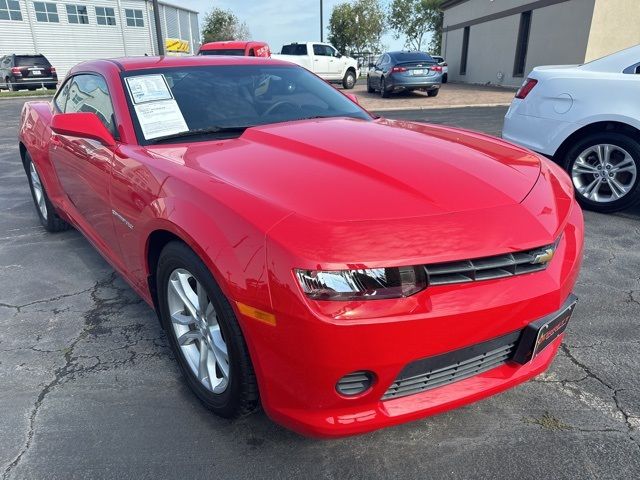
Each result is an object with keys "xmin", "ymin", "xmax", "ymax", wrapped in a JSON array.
[{"xmin": 64, "ymin": 74, "xmax": 116, "ymax": 136}]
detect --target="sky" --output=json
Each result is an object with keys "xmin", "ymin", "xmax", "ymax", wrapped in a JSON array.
[{"xmin": 179, "ymin": 0, "xmax": 417, "ymax": 53}]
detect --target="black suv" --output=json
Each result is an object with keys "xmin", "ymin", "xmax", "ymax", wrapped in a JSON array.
[{"xmin": 0, "ymin": 54, "xmax": 58, "ymax": 91}]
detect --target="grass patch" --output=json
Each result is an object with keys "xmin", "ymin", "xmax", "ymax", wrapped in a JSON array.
[
  {"xmin": 524, "ymin": 411, "xmax": 572, "ymax": 431},
  {"xmin": 0, "ymin": 89, "xmax": 54, "ymax": 99}
]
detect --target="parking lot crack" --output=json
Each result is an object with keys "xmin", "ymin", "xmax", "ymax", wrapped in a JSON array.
[
  {"xmin": 560, "ymin": 343, "xmax": 640, "ymax": 452},
  {"xmin": 1, "ymin": 272, "xmax": 126, "ymax": 479}
]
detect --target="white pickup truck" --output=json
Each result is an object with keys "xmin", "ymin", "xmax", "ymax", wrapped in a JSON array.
[{"xmin": 273, "ymin": 42, "xmax": 360, "ymax": 89}]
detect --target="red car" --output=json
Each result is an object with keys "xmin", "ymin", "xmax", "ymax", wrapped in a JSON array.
[
  {"xmin": 18, "ymin": 56, "xmax": 584, "ymax": 438},
  {"xmin": 198, "ymin": 41, "xmax": 271, "ymax": 57}
]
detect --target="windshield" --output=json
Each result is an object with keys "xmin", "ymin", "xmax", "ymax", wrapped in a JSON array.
[
  {"xmin": 200, "ymin": 49, "xmax": 245, "ymax": 56},
  {"xmin": 122, "ymin": 64, "xmax": 371, "ymax": 145}
]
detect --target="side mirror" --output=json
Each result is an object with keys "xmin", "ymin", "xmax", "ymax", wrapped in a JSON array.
[
  {"xmin": 345, "ymin": 93, "xmax": 359, "ymax": 104},
  {"xmin": 51, "ymin": 112, "xmax": 116, "ymax": 147}
]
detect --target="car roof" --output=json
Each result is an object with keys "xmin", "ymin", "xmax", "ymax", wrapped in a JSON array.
[
  {"xmin": 73, "ymin": 55, "xmax": 292, "ymax": 73},
  {"xmin": 199, "ymin": 41, "xmax": 267, "ymax": 50}
]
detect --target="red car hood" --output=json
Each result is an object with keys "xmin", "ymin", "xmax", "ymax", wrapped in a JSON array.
[{"xmin": 148, "ymin": 118, "xmax": 541, "ymax": 223}]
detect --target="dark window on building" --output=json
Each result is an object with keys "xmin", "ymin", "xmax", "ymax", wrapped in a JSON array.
[
  {"xmin": 0, "ymin": 0, "xmax": 23, "ymax": 21},
  {"xmin": 66, "ymin": 5, "xmax": 89, "ymax": 24},
  {"xmin": 125, "ymin": 8, "xmax": 143, "ymax": 27},
  {"xmin": 513, "ymin": 11, "xmax": 532, "ymax": 77},
  {"xmin": 95, "ymin": 6, "xmax": 116, "ymax": 26},
  {"xmin": 34, "ymin": 2, "xmax": 58, "ymax": 23},
  {"xmin": 460, "ymin": 26, "xmax": 470, "ymax": 75}
]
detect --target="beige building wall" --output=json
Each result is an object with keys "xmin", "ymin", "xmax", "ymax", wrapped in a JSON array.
[{"xmin": 585, "ymin": 0, "xmax": 640, "ymax": 62}]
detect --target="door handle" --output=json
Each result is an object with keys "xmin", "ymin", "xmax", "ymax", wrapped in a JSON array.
[{"xmin": 51, "ymin": 135, "xmax": 62, "ymax": 146}]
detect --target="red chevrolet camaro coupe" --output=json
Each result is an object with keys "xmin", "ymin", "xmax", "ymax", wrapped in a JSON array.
[{"xmin": 18, "ymin": 56, "xmax": 583, "ymax": 437}]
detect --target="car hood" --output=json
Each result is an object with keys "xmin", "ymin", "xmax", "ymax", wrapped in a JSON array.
[{"xmin": 147, "ymin": 117, "xmax": 540, "ymax": 223}]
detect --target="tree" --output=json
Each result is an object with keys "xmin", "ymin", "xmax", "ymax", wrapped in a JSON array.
[
  {"xmin": 388, "ymin": 0, "xmax": 443, "ymax": 53},
  {"xmin": 328, "ymin": 0, "xmax": 386, "ymax": 55},
  {"xmin": 201, "ymin": 7, "xmax": 250, "ymax": 43}
]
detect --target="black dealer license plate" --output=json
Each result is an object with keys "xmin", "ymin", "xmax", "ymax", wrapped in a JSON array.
[{"xmin": 512, "ymin": 295, "xmax": 578, "ymax": 364}]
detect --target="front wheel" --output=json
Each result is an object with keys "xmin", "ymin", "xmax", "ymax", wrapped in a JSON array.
[
  {"xmin": 156, "ymin": 241, "xmax": 259, "ymax": 418},
  {"xmin": 25, "ymin": 153, "xmax": 70, "ymax": 232},
  {"xmin": 342, "ymin": 70, "xmax": 356, "ymax": 89},
  {"xmin": 564, "ymin": 132, "xmax": 640, "ymax": 213}
]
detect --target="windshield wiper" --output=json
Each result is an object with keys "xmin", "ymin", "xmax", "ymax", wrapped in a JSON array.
[{"xmin": 148, "ymin": 126, "xmax": 249, "ymax": 144}]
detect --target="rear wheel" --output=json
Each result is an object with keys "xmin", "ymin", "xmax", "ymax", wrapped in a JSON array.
[
  {"xmin": 427, "ymin": 88, "xmax": 439, "ymax": 97},
  {"xmin": 442, "ymin": 73, "xmax": 448, "ymax": 84},
  {"xmin": 342, "ymin": 70, "xmax": 356, "ymax": 89},
  {"xmin": 25, "ymin": 153, "xmax": 70, "ymax": 232},
  {"xmin": 564, "ymin": 132, "xmax": 640, "ymax": 213},
  {"xmin": 156, "ymin": 241, "xmax": 259, "ymax": 418},
  {"xmin": 366, "ymin": 76, "xmax": 375, "ymax": 93},
  {"xmin": 6, "ymin": 77, "xmax": 16, "ymax": 92},
  {"xmin": 380, "ymin": 77, "xmax": 390, "ymax": 98}
]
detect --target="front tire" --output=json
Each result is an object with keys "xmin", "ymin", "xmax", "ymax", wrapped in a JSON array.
[
  {"xmin": 156, "ymin": 241, "xmax": 259, "ymax": 418},
  {"xmin": 563, "ymin": 132, "xmax": 640, "ymax": 213},
  {"xmin": 25, "ymin": 153, "xmax": 70, "ymax": 232},
  {"xmin": 342, "ymin": 69, "xmax": 356, "ymax": 89}
]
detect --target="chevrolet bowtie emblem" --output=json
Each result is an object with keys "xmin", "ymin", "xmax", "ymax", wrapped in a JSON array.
[{"xmin": 532, "ymin": 247, "xmax": 555, "ymax": 264}]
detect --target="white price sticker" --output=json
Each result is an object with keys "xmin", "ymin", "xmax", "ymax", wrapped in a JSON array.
[
  {"xmin": 134, "ymin": 100, "xmax": 188, "ymax": 140},
  {"xmin": 125, "ymin": 74, "xmax": 173, "ymax": 104}
]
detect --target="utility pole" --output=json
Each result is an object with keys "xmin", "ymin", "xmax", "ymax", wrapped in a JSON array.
[
  {"xmin": 152, "ymin": 0, "xmax": 164, "ymax": 56},
  {"xmin": 320, "ymin": 0, "xmax": 323, "ymax": 42}
]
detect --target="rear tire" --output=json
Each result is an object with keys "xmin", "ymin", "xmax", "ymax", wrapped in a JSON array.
[
  {"xmin": 25, "ymin": 153, "xmax": 70, "ymax": 232},
  {"xmin": 380, "ymin": 77, "xmax": 390, "ymax": 98},
  {"xmin": 442, "ymin": 73, "xmax": 448, "ymax": 84},
  {"xmin": 156, "ymin": 241, "xmax": 259, "ymax": 418},
  {"xmin": 366, "ymin": 76, "xmax": 375, "ymax": 93},
  {"xmin": 7, "ymin": 77, "xmax": 16, "ymax": 92},
  {"xmin": 563, "ymin": 132, "xmax": 640, "ymax": 213},
  {"xmin": 342, "ymin": 70, "xmax": 356, "ymax": 89},
  {"xmin": 427, "ymin": 88, "xmax": 439, "ymax": 97}
]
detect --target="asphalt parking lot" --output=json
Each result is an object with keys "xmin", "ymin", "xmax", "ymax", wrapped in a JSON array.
[{"xmin": 1, "ymin": 97, "xmax": 639, "ymax": 480}]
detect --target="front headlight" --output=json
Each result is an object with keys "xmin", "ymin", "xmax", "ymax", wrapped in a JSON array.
[{"xmin": 295, "ymin": 266, "xmax": 427, "ymax": 301}]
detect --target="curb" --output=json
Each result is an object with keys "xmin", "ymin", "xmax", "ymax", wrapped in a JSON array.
[
  {"xmin": 0, "ymin": 94, "xmax": 53, "ymax": 101},
  {"xmin": 371, "ymin": 102, "xmax": 511, "ymax": 112}
]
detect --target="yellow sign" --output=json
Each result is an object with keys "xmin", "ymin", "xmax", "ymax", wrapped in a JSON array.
[{"xmin": 165, "ymin": 38, "xmax": 190, "ymax": 53}]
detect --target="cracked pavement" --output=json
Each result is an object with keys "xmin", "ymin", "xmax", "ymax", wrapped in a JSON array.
[{"xmin": 1, "ymin": 99, "xmax": 639, "ymax": 479}]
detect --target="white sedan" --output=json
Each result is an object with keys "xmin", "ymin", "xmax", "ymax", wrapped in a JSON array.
[{"xmin": 503, "ymin": 45, "xmax": 640, "ymax": 213}]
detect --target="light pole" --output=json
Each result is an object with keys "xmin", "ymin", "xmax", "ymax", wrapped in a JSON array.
[
  {"xmin": 320, "ymin": 0, "xmax": 323, "ymax": 42},
  {"xmin": 152, "ymin": 0, "xmax": 164, "ymax": 56}
]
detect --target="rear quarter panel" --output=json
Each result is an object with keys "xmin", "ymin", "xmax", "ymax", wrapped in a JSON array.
[
  {"xmin": 507, "ymin": 71, "xmax": 640, "ymax": 154},
  {"xmin": 18, "ymin": 101, "xmax": 68, "ymax": 208}
]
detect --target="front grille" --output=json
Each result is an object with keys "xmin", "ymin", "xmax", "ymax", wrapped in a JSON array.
[
  {"xmin": 382, "ymin": 330, "xmax": 520, "ymax": 400},
  {"xmin": 424, "ymin": 243, "xmax": 555, "ymax": 286}
]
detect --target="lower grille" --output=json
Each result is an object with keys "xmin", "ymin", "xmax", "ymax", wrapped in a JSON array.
[{"xmin": 382, "ymin": 330, "xmax": 521, "ymax": 400}]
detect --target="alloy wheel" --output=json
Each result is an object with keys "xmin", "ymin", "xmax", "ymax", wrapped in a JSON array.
[
  {"xmin": 571, "ymin": 144, "xmax": 637, "ymax": 203},
  {"xmin": 30, "ymin": 162, "xmax": 48, "ymax": 220},
  {"xmin": 167, "ymin": 268, "xmax": 230, "ymax": 393}
]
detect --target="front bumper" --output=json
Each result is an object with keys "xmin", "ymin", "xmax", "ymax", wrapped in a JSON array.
[{"xmin": 237, "ymin": 198, "xmax": 584, "ymax": 437}]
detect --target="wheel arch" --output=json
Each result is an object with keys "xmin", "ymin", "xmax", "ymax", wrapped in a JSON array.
[
  {"xmin": 18, "ymin": 141, "xmax": 28, "ymax": 172},
  {"xmin": 553, "ymin": 121, "xmax": 640, "ymax": 164}
]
